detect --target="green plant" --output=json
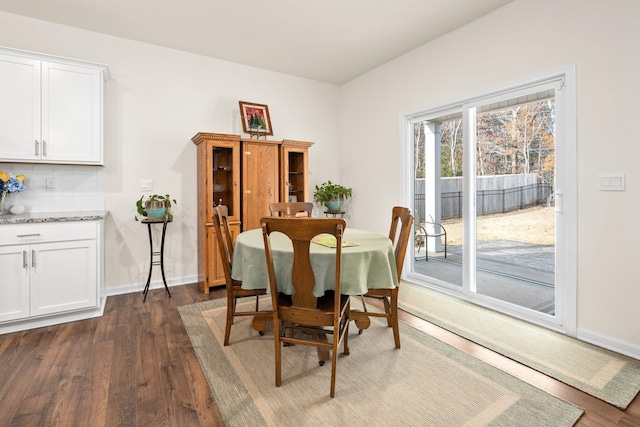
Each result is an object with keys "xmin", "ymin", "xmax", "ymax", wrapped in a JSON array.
[
  {"xmin": 313, "ymin": 181, "xmax": 353, "ymax": 205},
  {"xmin": 135, "ymin": 194, "xmax": 177, "ymax": 221}
]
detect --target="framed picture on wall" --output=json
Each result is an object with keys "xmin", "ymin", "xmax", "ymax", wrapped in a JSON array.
[{"xmin": 239, "ymin": 101, "xmax": 273, "ymax": 135}]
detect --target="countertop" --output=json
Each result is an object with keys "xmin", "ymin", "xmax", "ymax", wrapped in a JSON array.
[{"xmin": 0, "ymin": 211, "xmax": 108, "ymax": 225}]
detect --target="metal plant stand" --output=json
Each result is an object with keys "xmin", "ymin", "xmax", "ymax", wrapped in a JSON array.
[{"xmin": 142, "ymin": 218, "xmax": 172, "ymax": 301}]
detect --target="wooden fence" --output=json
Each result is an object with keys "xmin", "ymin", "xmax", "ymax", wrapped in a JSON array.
[{"xmin": 414, "ymin": 174, "xmax": 552, "ymax": 223}]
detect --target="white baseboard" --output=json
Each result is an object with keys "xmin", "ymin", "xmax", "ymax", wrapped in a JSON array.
[
  {"xmin": 577, "ymin": 328, "xmax": 640, "ymax": 360},
  {"xmin": 105, "ymin": 275, "xmax": 199, "ymax": 297}
]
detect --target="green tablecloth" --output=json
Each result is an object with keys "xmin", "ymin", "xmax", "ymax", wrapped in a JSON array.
[{"xmin": 232, "ymin": 228, "xmax": 398, "ymax": 296}]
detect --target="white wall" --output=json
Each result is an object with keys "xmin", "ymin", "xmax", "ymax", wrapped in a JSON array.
[
  {"xmin": 1, "ymin": 0, "xmax": 639, "ymax": 352},
  {"xmin": 340, "ymin": 0, "xmax": 640, "ymax": 350},
  {"xmin": 0, "ymin": 11, "xmax": 341, "ymax": 294}
]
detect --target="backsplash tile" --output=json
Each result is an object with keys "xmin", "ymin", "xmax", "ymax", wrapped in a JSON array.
[{"xmin": 0, "ymin": 163, "xmax": 105, "ymax": 213}]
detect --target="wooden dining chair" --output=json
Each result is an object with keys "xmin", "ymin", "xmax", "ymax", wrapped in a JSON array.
[
  {"xmin": 260, "ymin": 217, "xmax": 350, "ymax": 398},
  {"xmin": 212, "ymin": 206, "xmax": 270, "ymax": 346},
  {"xmin": 354, "ymin": 206, "xmax": 413, "ymax": 349},
  {"xmin": 268, "ymin": 202, "xmax": 314, "ymax": 218}
]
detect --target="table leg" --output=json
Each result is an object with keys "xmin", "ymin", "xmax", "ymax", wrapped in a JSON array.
[{"xmin": 313, "ymin": 332, "xmax": 330, "ymax": 364}]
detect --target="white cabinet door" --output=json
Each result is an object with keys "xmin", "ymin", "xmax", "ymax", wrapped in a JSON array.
[
  {"xmin": 0, "ymin": 245, "xmax": 30, "ymax": 322},
  {"xmin": 41, "ymin": 62, "xmax": 103, "ymax": 164},
  {"xmin": 30, "ymin": 240, "xmax": 98, "ymax": 316},
  {"xmin": 0, "ymin": 48, "xmax": 106, "ymax": 165},
  {"xmin": 0, "ymin": 54, "xmax": 41, "ymax": 161}
]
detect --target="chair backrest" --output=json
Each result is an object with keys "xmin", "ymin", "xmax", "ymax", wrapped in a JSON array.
[
  {"xmin": 269, "ymin": 202, "xmax": 314, "ymax": 218},
  {"xmin": 261, "ymin": 217, "xmax": 345, "ymax": 313},
  {"xmin": 388, "ymin": 206, "xmax": 414, "ymax": 281},
  {"xmin": 212, "ymin": 205, "xmax": 234, "ymax": 289}
]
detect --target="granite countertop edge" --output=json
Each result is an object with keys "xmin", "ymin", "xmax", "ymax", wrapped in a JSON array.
[{"xmin": 0, "ymin": 211, "xmax": 108, "ymax": 225}]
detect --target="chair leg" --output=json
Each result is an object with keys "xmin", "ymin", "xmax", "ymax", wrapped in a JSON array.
[
  {"xmin": 224, "ymin": 296, "xmax": 235, "ymax": 346},
  {"xmin": 382, "ymin": 297, "xmax": 392, "ymax": 327},
  {"xmin": 356, "ymin": 295, "xmax": 369, "ymax": 335},
  {"xmin": 343, "ymin": 309, "xmax": 350, "ymax": 356},
  {"xmin": 330, "ymin": 331, "xmax": 339, "ymax": 398},
  {"xmin": 274, "ymin": 320, "xmax": 282, "ymax": 387},
  {"xmin": 391, "ymin": 293, "xmax": 400, "ymax": 349}
]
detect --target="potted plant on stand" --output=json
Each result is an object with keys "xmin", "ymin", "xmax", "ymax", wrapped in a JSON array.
[
  {"xmin": 313, "ymin": 181, "xmax": 353, "ymax": 212},
  {"xmin": 135, "ymin": 194, "xmax": 177, "ymax": 221}
]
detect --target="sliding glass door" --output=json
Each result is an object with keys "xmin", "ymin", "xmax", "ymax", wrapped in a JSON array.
[
  {"xmin": 406, "ymin": 69, "xmax": 575, "ymax": 332},
  {"xmin": 465, "ymin": 93, "xmax": 557, "ymax": 315}
]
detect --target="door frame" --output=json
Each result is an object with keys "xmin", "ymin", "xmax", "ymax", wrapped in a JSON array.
[{"xmin": 400, "ymin": 65, "xmax": 577, "ymax": 336}]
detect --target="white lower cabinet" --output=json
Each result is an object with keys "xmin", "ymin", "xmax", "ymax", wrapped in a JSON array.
[
  {"xmin": 0, "ymin": 221, "xmax": 102, "ymax": 329},
  {"xmin": 0, "ymin": 245, "xmax": 30, "ymax": 322}
]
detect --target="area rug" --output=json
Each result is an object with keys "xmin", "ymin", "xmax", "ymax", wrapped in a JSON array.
[
  {"xmin": 179, "ymin": 298, "xmax": 583, "ymax": 427},
  {"xmin": 398, "ymin": 281, "xmax": 640, "ymax": 409}
]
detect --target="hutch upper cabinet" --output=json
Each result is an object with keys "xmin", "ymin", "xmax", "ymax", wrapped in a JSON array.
[
  {"xmin": 281, "ymin": 140, "xmax": 311, "ymax": 204},
  {"xmin": 0, "ymin": 47, "xmax": 109, "ymax": 165},
  {"xmin": 192, "ymin": 132, "xmax": 313, "ymax": 293}
]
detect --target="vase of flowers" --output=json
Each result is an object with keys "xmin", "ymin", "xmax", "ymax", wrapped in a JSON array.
[{"xmin": 0, "ymin": 169, "xmax": 26, "ymax": 215}]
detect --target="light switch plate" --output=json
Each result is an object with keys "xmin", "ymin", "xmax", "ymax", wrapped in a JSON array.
[
  {"xmin": 45, "ymin": 178, "xmax": 56, "ymax": 190},
  {"xmin": 139, "ymin": 179, "xmax": 153, "ymax": 191},
  {"xmin": 599, "ymin": 173, "xmax": 625, "ymax": 191}
]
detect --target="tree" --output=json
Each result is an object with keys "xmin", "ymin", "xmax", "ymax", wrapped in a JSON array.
[
  {"xmin": 440, "ymin": 119, "xmax": 463, "ymax": 177},
  {"xmin": 413, "ymin": 98, "xmax": 555, "ymax": 182}
]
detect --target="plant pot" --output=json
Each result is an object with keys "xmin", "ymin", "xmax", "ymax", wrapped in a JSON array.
[
  {"xmin": 146, "ymin": 200, "xmax": 166, "ymax": 218},
  {"xmin": 325, "ymin": 199, "xmax": 344, "ymax": 211}
]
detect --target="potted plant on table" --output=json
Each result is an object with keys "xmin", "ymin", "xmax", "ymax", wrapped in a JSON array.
[
  {"xmin": 313, "ymin": 181, "xmax": 353, "ymax": 212},
  {"xmin": 135, "ymin": 194, "xmax": 177, "ymax": 221}
]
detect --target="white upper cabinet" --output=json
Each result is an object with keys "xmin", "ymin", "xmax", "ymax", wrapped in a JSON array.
[
  {"xmin": 0, "ymin": 47, "xmax": 109, "ymax": 165},
  {"xmin": 0, "ymin": 54, "xmax": 40, "ymax": 161}
]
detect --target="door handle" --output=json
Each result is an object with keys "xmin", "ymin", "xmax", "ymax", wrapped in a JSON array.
[
  {"xmin": 35, "ymin": 140, "xmax": 39, "ymax": 156},
  {"xmin": 546, "ymin": 192, "xmax": 563, "ymax": 214},
  {"xmin": 42, "ymin": 140, "xmax": 47, "ymax": 157},
  {"xmin": 32, "ymin": 249, "xmax": 36, "ymax": 268},
  {"xmin": 23, "ymin": 250, "xmax": 28, "ymax": 269}
]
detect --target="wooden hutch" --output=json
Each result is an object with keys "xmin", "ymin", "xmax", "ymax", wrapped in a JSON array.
[{"xmin": 192, "ymin": 132, "xmax": 313, "ymax": 293}]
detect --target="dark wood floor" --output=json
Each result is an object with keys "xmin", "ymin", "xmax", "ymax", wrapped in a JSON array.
[{"xmin": 0, "ymin": 283, "xmax": 638, "ymax": 426}]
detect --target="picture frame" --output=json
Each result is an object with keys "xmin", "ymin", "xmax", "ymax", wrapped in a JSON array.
[{"xmin": 239, "ymin": 101, "xmax": 273, "ymax": 136}]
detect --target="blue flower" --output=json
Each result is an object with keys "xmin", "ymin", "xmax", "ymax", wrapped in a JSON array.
[
  {"xmin": 0, "ymin": 169, "xmax": 27, "ymax": 195},
  {"xmin": 8, "ymin": 178, "xmax": 25, "ymax": 193}
]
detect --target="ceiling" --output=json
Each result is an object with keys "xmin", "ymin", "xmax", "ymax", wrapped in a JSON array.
[{"xmin": 0, "ymin": 0, "xmax": 515, "ymax": 85}]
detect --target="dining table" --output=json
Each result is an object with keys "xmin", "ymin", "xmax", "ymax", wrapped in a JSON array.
[{"xmin": 231, "ymin": 227, "xmax": 398, "ymax": 295}]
